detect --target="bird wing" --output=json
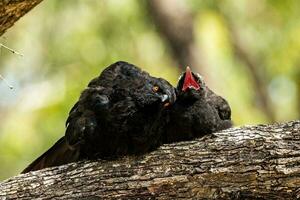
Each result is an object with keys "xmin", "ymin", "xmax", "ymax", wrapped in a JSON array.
[
  {"xmin": 205, "ymin": 87, "xmax": 231, "ymax": 120},
  {"xmin": 65, "ymin": 86, "xmax": 109, "ymax": 148},
  {"xmin": 21, "ymin": 137, "xmax": 80, "ymax": 173}
]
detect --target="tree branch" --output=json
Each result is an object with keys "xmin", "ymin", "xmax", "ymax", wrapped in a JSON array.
[
  {"xmin": 0, "ymin": 120, "xmax": 299, "ymax": 199},
  {"xmin": 229, "ymin": 24, "xmax": 275, "ymax": 122},
  {"xmin": 147, "ymin": 0, "xmax": 275, "ymax": 122},
  {"xmin": 146, "ymin": 0, "xmax": 207, "ymax": 77},
  {"xmin": 0, "ymin": 0, "xmax": 43, "ymax": 36},
  {"xmin": 216, "ymin": 6, "xmax": 275, "ymax": 122}
]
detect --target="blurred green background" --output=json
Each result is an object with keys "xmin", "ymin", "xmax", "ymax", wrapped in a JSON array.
[{"xmin": 0, "ymin": 0, "xmax": 299, "ymax": 180}]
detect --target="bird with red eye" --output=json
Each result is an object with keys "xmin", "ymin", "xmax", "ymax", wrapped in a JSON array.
[
  {"xmin": 152, "ymin": 84, "xmax": 172, "ymax": 108},
  {"xmin": 22, "ymin": 61, "xmax": 176, "ymax": 173},
  {"xmin": 163, "ymin": 66, "xmax": 232, "ymax": 143}
]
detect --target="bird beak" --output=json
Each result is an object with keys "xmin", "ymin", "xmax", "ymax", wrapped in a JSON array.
[
  {"xmin": 163, "ymin": 102, "xmax": 170, "ymax": 107},
  {"xmin": 160, "ymin": 94, "xmax": 169, "ymax": 103},
  {"xmin": 182, "ymin": 66, "xmax": 200, "ymax": 91},
  {"xmin": 160, "ymin": 94, "xmax": 172, "ymax": 107}
]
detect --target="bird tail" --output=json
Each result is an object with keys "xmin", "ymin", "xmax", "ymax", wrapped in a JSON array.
[{"xmin": 21, "ymin": 137, "xmax": 80, "ymax": 173}]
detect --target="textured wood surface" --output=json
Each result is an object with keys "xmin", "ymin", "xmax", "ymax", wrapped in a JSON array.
[
  {"xmin": 0, "ymin": 120, "xmax": 300, "ymax": 199},
  {"xmin": 0, "ymin": 0, "xmax": 43, "ymax": 36}
]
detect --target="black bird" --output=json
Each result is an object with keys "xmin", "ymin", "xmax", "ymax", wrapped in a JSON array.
[
  {"xmin": 189, "ymin": 71, "xmax": 232, "ymax": 122},
  {"xmin": 22, "ymin": 61, "xmax": 176, "ymax": 173},
  {"xmin": 163, "ymin": 66, "xmax": 232, "ymax": 143}
]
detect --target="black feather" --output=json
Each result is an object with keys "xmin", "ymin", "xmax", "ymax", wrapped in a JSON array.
[
  {"xmin": 22, "ymin": 137, "xmax": 79, "ymax": 173},
  {"xmin": 22, "ymin": 61, "xmax": 176, "ymax": 173},
  {"xmin": 163, "ymin": 68, "xmax": 232, "ymax": 143}
]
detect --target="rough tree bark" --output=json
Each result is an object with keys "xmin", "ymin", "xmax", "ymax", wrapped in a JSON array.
[
  {"xmin": 0, "ymin": 0, "xmax": 43, "ymax": 36},
  {"xmin": 0, "ymin": 120, "xmax": 299, "ymax": 199}
]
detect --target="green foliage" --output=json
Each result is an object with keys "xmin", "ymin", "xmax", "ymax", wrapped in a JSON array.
[{"xmin": 0, "ymin": 0, "xmax": 299, "ymax": 180}]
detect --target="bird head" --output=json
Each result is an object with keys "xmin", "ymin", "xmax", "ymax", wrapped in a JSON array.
[
  {"xmin": 176, "ymin": 66, "xmax": 206, "ymax": 100},
  {"xmin": 136, "ymin": 77, "xmax": 176, "ymax": 110},
  {"xmin": 152, "ymin": 77, "xmax": 176, "ymax": 107}
]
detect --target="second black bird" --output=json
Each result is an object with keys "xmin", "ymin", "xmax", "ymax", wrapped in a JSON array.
[{"xmin": 163, "ymin": 67, "xmax": 232, "ymax": 143}]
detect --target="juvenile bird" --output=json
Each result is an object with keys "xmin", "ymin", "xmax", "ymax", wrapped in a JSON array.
[
  {"xmin": 163, "ymin": 67, "xmax": 232, "ymax": 143},
  {"xmin": 22, "ymin": 61, "xmax": 176, "ymax": 173}
]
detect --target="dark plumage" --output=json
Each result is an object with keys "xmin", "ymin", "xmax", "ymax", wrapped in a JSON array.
[
  {"xmin": 22, "ymin": 61, "xmax": 176, "ymax": 173},
  {"xmin": 163, "ymin": 67, "xmax": 232, "ymax": 143}
]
